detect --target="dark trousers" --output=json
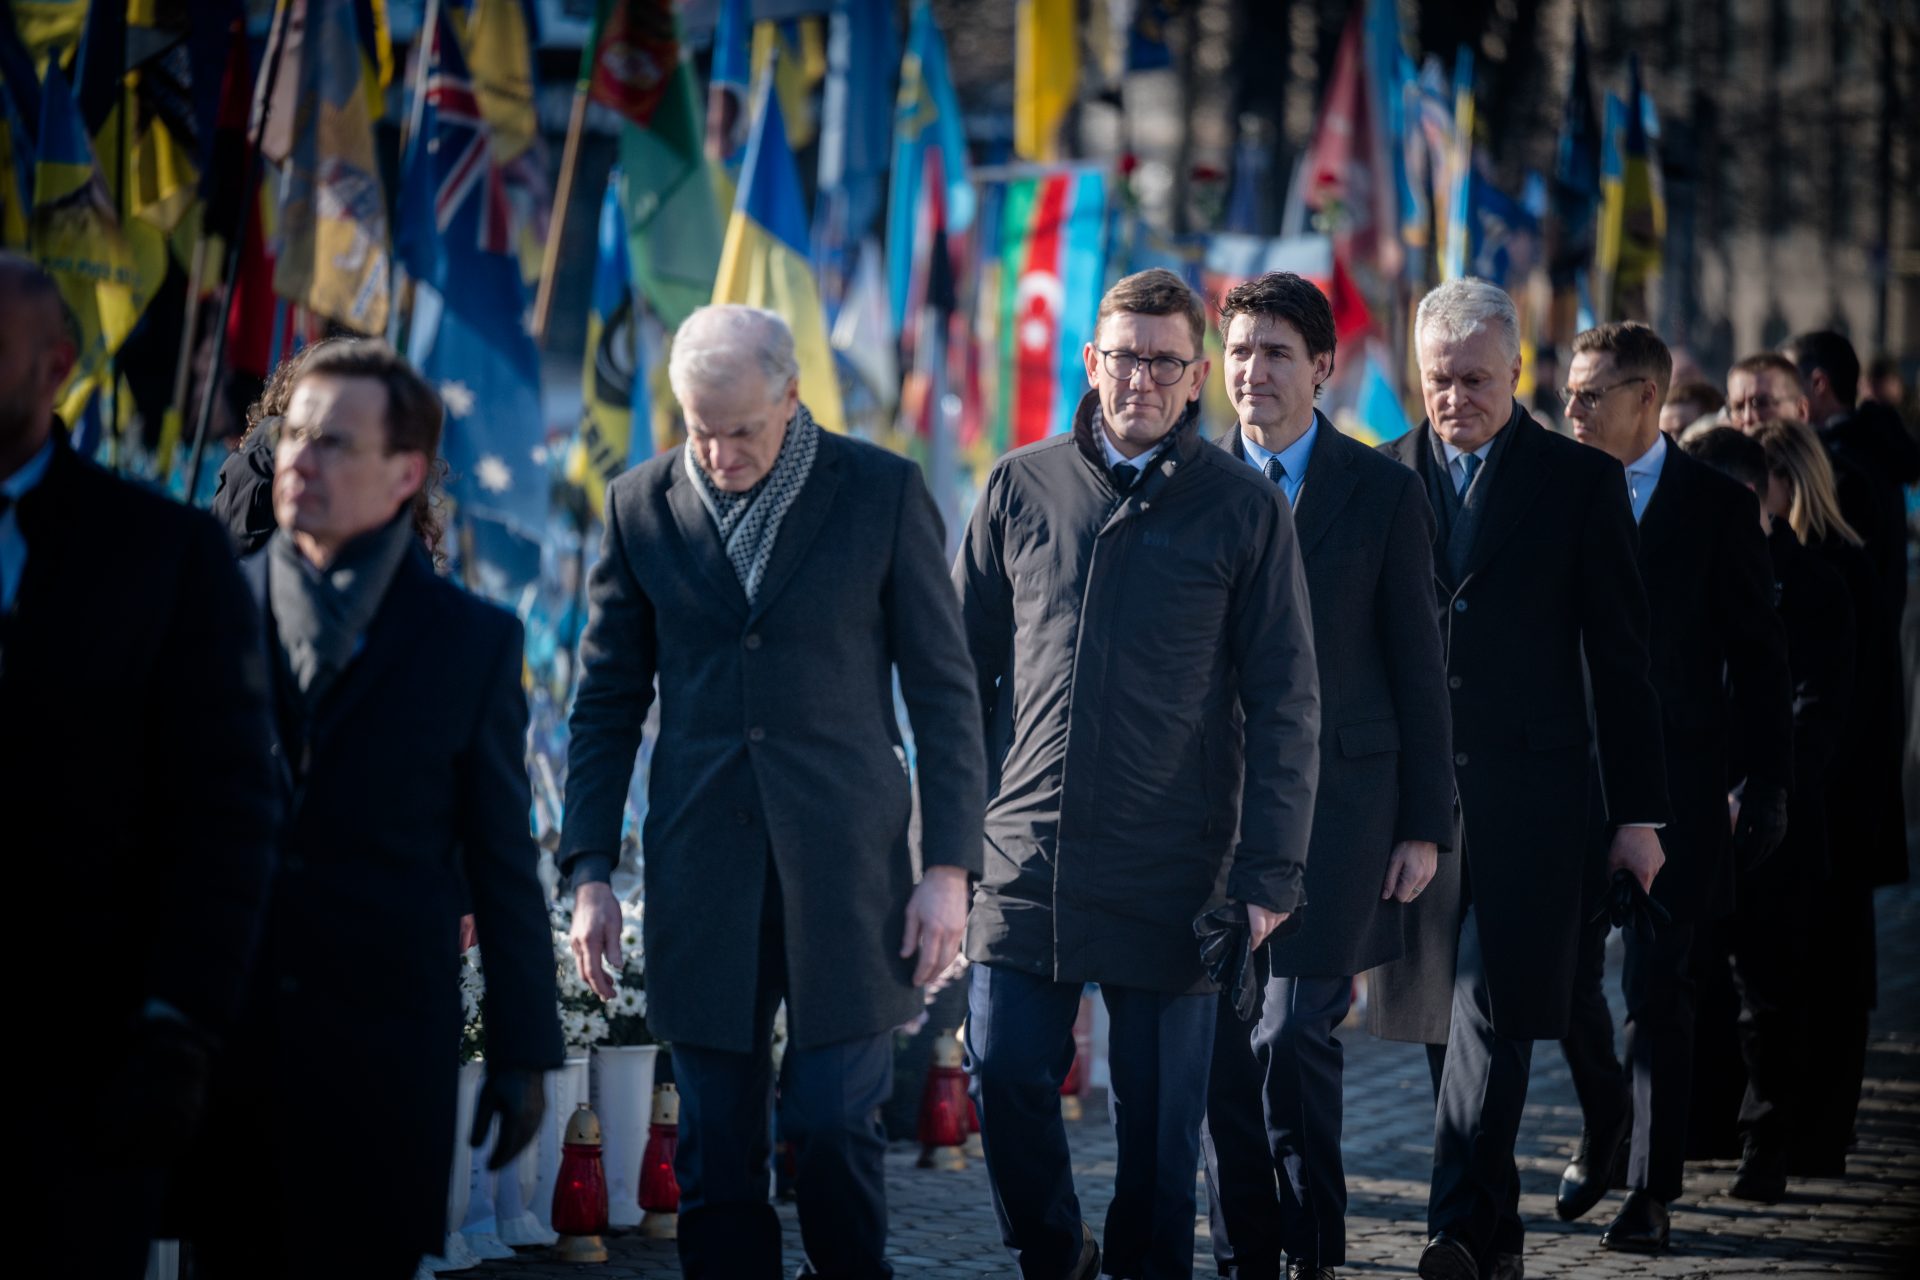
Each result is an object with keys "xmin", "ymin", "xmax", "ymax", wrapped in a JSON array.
[
  {"xmin": 1427, "ymin": 905, "xmax": 1532, "ymax": 1261},
  {"xmin": 1685, "ymin": 919, "xmax": 1744, "ymax": 1160},
  {"xmin": 1201, "ymin": 974, "xmax": 1355, "ymax": 1278},
  {"xmin": 1558, "ymin": 914, "xmax": 1698, "ymax": 1201},
  {"xmin": 1796, "ymin": 879, "xmax": 1876, "ymax": 1170},
  {"xmin": 673, "ymin": 868, "xmax": 894, "ymax": 1280},
  {"xmin": 1727, "ymin": 890, "xmax": 1810, "ymax": 1155},
  {"xmin": 967, "ymin": 963, "xmax": 1217, "ymax": 1280}
]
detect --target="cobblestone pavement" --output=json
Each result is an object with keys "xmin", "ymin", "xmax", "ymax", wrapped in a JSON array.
[{"xmin": 474, "ymin": 880, "xmax": 1920, "ymax": 1279}]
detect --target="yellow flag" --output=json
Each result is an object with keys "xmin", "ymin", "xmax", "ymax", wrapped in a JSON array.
[{"xmin": 1015, "ymin": 0, "xmax": 1076, "ymax": 162}]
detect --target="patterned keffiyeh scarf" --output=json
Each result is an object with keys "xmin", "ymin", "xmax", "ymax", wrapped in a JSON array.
[{"xmin": 683, "ymin": 403, "xmax": 821, "ymax": 603}]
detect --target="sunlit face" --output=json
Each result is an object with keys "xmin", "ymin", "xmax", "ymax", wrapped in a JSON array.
[
  {"xmin": 682, "ymin": 370, "xmax": 799, "ymax": 492},
  {"xmin": 1565, "ymin": 350, "xmax": 1659, "ymax": 463},
  {"xmin": 1083, "ymin": 310, "xmax": 1209, "ymax": 456},
  {"xmin": 1223, "ymin": 313, "xmax": 1331, "ymax": 440},
  {"xmin": 1727, "ymin": 367, "xmax": 1809, "ymax": 428},
  {"xmin": 1417, "ymin": 323, "xmax": 1520, "ymax": 451},
  {"xmin": 273, "ymin": 375, "xmax": 425, "ymax": 559}
]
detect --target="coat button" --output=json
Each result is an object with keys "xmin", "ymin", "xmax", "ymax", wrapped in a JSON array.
[
  {"xmin": 735, "ymin": 808, "xmax": 753, "ymax": 825},
  {"xmin": 1448, "ymin": 675, "xmax": 1462, "ymax": 689},
  {"xmin": 1455, "ymin": 752, "xmax": 1470, "ymax": 767},
  {"xmin": 1453, "ymin": 598, "xmax": 1468, "ymax": 613},
  {"xmin": 748, "ymin": 727, "xmax": 766, "ymax": 743},
  {"xmin": 744, "ymin": 634, "xmax": 762, "ymax": 650},
  {"xmin": 270, "ymin": 742, "xmax": 281, "ymax": 757}
]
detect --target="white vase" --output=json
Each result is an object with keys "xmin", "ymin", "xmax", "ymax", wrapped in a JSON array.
[
  {"xmin": 590, "ymin": 1043, "xmax": 660, "ymax": 1229},
  {"xmin": 460, "ymin": 1115, "xmax": 518, "ymax": 1260},
  {"xmin": 419, "ymin": 1060, "xmax": 484, "ymax": 1274},
  {"xmin": 527, "ymin": 1055, "xmax": 590, "ymax": 1240}
]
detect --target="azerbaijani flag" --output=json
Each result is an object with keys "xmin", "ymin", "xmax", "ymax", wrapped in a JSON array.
[
  {"xmin": 711, "ymin": 73, "xmax": 845, "ymax": 432},
  {"xmin": 986, "ymin": 165, "xmax": 1108, "ymax": 453}
]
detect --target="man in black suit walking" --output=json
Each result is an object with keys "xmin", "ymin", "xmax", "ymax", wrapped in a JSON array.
[
  {"xmin": 562, "ymin": 305, "xmax": 985, "ymax": 1279},
  {"xmin": 1370, "ymin": 279, "xmax": 1671, "ymax": 1280},
  {"xmin": 2, "ymin": 254, "xmax": 281, "ymax": 1280},
  {"xmin": 1200, "ymin": 273, "xmax": 1455, "ymax": 1280},
  {"xmin": 190, "ymin": 341, "xmax": 563, "ymax": 1280},
  {"xmin": 1554, "ymin": 324, "xmax": 1793, "ymax": 1251}
]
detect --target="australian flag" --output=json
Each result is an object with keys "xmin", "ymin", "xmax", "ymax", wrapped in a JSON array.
[{"xmin": 397, "ymin": 13, "xmax": 547, "ymax": 597}]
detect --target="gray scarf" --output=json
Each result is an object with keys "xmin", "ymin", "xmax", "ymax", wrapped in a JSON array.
[
  {"xmin": 684, "ymin": 403, "xmax": 821, "ymax": 603},
  {"xmin": 268, "ymin": 513, "xmax": 416, "ymax": 707}
]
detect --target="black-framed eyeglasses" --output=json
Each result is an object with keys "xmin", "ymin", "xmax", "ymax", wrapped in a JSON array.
[
  {"xmin": 1098, "ymin": 349, "xmax": 1199, "ymax": 386},
  {"xmin": 1561, "ymin": 376, "xmax": 1648, "ymax": 412}
]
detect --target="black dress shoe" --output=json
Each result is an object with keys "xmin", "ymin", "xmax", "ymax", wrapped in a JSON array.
[
  {"xmin": 1483, "ymin": 1252, "xmax": 1522, "ymax": 1280},
  {"xmin": 1732, "ymin": 1142, "xmax": 1787, "ymax": 1203},
  {"xmin": 1600, "ymin": 1190, "xmax": 1670, "ymax": 1253},
  {"xmin": 1287, "ymin": 1265, "xmax": 1337, "ymax": 1280},
  {"xmin": 1417, "ymin": 1234, "xmax": 1477, "ymax": 1280},
  {"xmin": 1556, "ymin": 1107, "xmax": 1630, "ymax": 1222},
  {"xmin": 1066, "ymin": 1221, "xmax": 1101, "ymax": 1280}
]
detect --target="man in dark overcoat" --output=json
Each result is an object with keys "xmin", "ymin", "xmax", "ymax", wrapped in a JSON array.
[
  {"xmin": 560, "ymin": 304, "xmax": 985, "ymax": 1279},
  {"xmin": 1200, "ymin": 273, "xmax": 1454, "ymax": 1280},
  {"xmin": 189, "ymin": 341, "xmax": 562, "ymax": 1280},
  {"xmin": 1, "ymin": 255, "xmax": 279, "ymax": 1279},
  {"xmin": 1370, "ymin": 279, "xmax": 1671, "ymax": 1280},
  {"xmin": 1554, "ymin": 326, "xmax": 1793, "ymax": 1252},
  {"xmin": 956, "ymin": 268, "xmax": 1321, "ymax": 1280}
]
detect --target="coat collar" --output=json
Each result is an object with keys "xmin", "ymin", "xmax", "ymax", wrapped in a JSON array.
[
  {"xmin": 664, "ymin": 430, "xmax": 846, "ymax": 626},
  {"xmin": 1386, "ymin": 401, "xmax": 1546, "ymax": 584},
  {"xmin": 1070, "ymin": 389, "xmax": 1206, "ymax": 488},
  {"xmin": 1215, "ymin": 410, "xmax": 1356, "ymax": 557},
  {"xmin": 1633, "ymin": 435, "xmax": 1694, "ymax": 559}
]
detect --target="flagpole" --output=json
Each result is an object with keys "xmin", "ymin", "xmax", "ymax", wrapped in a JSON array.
[
  {"xmin": 183, "ymin": 1, "xmax": 296, "ymax": 504},
  {"xmin": 530, "ymin": 85, "xmax": 590, "ymax": 346},
  {"xmin": 160, "ymin": 236, "xmax": 209, "ymax": 478}
]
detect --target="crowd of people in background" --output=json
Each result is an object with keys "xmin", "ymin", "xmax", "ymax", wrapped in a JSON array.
[{"xmin": 5, "ymin": 242, "xmax": 1916, "ymax": 1280}]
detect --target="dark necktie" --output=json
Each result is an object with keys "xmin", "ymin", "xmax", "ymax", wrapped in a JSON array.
[
  {"xmin": 1110, "ymin": 461, "xmax": 1138, "ymax": 491},
  {"xmin": 1455, "ymin": 451, "xmax": 1482, "ymax": 496},
  {"xmin": 1262, "ymin": 456, "xmax": 1287, "ymax": 488}
]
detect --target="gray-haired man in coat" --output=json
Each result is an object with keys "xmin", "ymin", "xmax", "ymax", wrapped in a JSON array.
[{"xmin": 561, "ymin": 305, "xmax": 986, "ymax": 1280}]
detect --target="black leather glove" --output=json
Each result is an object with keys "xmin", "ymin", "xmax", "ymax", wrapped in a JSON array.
[
  {"xmin": 1588, "ymin": 868, "xmax": 1673, "ymax": 942},
  {"xmin": 1733, "ymin": 783, "xmax": 1790, "ymax": 873},
  {"xmin": 470, "ymin": 1067, "xmax": 547, "ymax": 1170},
  {"xmin": 1193, "ymin": 904, "xmax": 1269, "ymax": 1022},
  {"xmin": 99, "ymin": 1013, "xmax": 216, "ymax": 1167}
]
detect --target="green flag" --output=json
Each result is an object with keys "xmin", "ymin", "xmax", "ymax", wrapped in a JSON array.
[{"xmin": 617, "ymin": 55, "xmax": 719, "ymax": 330}]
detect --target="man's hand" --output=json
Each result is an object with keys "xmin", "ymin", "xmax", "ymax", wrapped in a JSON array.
[
  {"xmin": 569, "ymin": 881, "xmax": 623, "ymax": 1000},
  {"xmin": 458, "ymin": 913, "xmax": 478, "ymax": 953},
  {"xmin": 1246, "ymin": 904, "xmax": 1291, "ymax": 950},
  {"xmin": 1381, "ymin": 840, "xmax": 1439, "ymax": 903},
  {"xmin": 900, "ymin": 866, "xmax": 970, "ymax": 986},
  {"xmin": 1607, "ymin": 826, "xmax": 1666, "ymax": 896},
  {"xmin": 470, "ymin": 1068, "xmax": 547, "ymax": 1170}
]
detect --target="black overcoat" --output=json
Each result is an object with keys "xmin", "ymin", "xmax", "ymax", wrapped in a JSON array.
[
  {"xmin": 558, "ymin": 428, "xmax": 986, "ymax": 1053},
  {"xmin": 1368, "ymin": 407, "xmax": 1670, "ymax": 1043},
  {"xmin": 1595, "ymin": 444, "xmax": 1793, "ymax": 923},
  {"xmin": 955, "ymin": 393, "xmax": 1321, "ymax": 994},
  {"xmin": 1216, "ymin": 417, "xmax": 1455, "ymax": 977},
  {"xmin": 5, "ymin": 431, "xmax": 279, "ymax": 1078},
  {"xmin": 198, "ymin": 545, "xmax": 563, "ymax": 1262}
]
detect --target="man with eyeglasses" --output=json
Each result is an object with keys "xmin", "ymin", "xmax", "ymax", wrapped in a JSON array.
[
  {"xmin": 955, "ymin": 267, "xmax": 1320, "ymax": 1279},
  {"xmin": 189, "ymin": 340, "xmax": 562, "ymax": 1280},
  {"xmin": 1554, "ymin": 323, "xmax": 1792, "ymax": 1252},
  {"xmin": 1369, "ymin": 280, "xmax": 1670, "ymax": 1280},
  {"xmin": 1725, "ymin": 353, "xmax": 1811, "ymax": 429}
]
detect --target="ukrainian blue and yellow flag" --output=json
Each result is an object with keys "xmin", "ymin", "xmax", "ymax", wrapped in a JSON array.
[
  {"xmin": 888, "ymin": 2, "xmax": 971, "ymax": 332},
  {"xmin": 566, "ymin": 168, "xmax": 648, "ymax": 516},
  {"xmin": 712, "ymin": 73, "xmax": 844, "ymax": 432},
  {"xmin": 32, "ymin": 58, "xmax": 158, "ymax": 424}
]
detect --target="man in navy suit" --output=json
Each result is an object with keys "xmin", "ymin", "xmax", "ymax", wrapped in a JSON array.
[{"xmin": 1201, "ymin": 273, "xmax": 1455, "ymax": 1280}]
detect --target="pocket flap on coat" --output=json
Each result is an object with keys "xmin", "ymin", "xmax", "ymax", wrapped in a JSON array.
[
  {"xmin": 1525, "ymin": 714, "xmax": 1590, "ymax": 750},
  {"xmin": 1338, "ymin": 718, "xmax": 1402, "ymax": 758}
]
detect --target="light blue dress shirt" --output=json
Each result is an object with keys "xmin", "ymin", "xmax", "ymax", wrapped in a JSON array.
[
  {"xmin": 1239, "ymin": 416, "xmax": 1318, "ymax": 506},
  {"xmin": 1623, "ymin": 432, "xmax": 1668, "ymax": 524},
  {"xmin": 1, "ymin": 436, "xmax": 55, "ymax": 612}
]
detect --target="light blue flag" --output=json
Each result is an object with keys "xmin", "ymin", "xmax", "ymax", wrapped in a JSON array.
[{"xmin": 888, "ymin": 1, "xmax": 972, "ymax": 332}]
